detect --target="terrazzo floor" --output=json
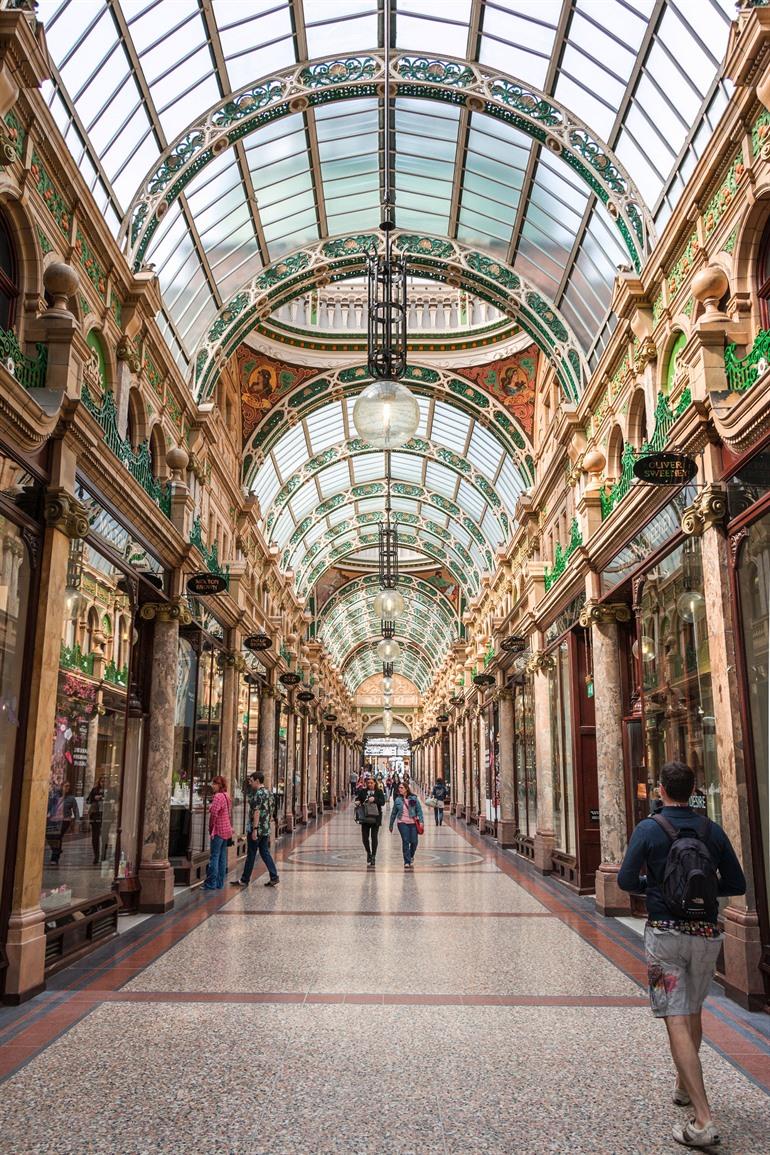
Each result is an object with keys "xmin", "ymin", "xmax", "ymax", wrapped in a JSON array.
[{"xmin": 1, "ymin": 800, "xmax": 769, "ymax": 1155}]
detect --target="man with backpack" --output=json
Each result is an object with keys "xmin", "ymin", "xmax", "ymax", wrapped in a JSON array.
[{"xmin": 618, "ymin": 761, "xmax": 745, "ymax": 1150}]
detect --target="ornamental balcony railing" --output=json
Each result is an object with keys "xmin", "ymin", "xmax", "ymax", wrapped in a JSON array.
[
  {"xmin": 60, "ymin": 641, "xmax": 94, "ymax": 677},
  {"xmin": 724, "ymin": 328, "xmax": 770, "ymax": 392},
  {"xmin": 270, "ymin": 283, "xmax": 505, "ymax": 337},
  {"xmin": 543, "ymin": 517, "xmax": 583, "ymax": 592},
  {"xmin": 190, "ymin": 516, "xmax": 230, "ymax": 582},
  {"xmin": 600, "ymin": 389, "xmax": 691, "ymax": 519},
  {"xmin": 0, "ymin": 327, "xmax": 48, "ymax": 390},
  {"xmin": 103, "ymin": 659, "xmax": 128, "ymax": 687},
  {"xmin": 81, "ymin": 382, "xmax": 171, "ymax": 517}
]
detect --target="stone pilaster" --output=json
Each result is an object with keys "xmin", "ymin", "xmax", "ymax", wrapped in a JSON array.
[
  {"xmin": 531, "ymin": 651, "xmax": 555, "ymax": 873},
  {"xmin": 580, "ymin": 601, "xmax": 633, "ymax": 915},
  {"xmin": 218, "ymin": 652, "xmax": 242, "ymax": 794},
  {"xmin": 683, "ymin": 499, "xmax": 766, "ymax": 1007},
  {"xmin": 285, "ymin": 707, "xmax": 296, "ymax": 831},
  {"xmin": 298, "ymin": 713, "xmax": 308, "ymax": 822},
  {"xmin": 496, "ymin": 687, "xmax": 516, "ymax": 847},
  {"xmin": 258, "ymin": 683, "xmax": 277, "ymax": 789},
  {"xmin": 4, "ymin": 485, "xmax": 87, "ymax": 1002},
  {"xmin": 137, "ymin": 599, "xmax": 191, "ymax": 913},
  {"xmin": 307, "ymin": 719, "xmax": 318, "ymax": 818}
]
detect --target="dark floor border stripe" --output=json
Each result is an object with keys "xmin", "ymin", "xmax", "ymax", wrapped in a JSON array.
[{"xmin": 216, "ymin": 909, "xmax": 554, "ymax": 917}]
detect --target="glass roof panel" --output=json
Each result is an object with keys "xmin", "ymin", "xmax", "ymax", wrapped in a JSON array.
[
  {"xmin": 431, "ymin": 402, "xmax": 470, "ymax": 454},
  {"xmin": 317, "ymin": 461, "xmax": 350, "ymax": 497}
]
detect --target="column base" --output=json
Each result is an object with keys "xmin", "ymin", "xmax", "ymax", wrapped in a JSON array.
[
  {"xmin": 718, "ymin": 904, "xmax": 767, "ymax": 1010},
  {"xmin": 138, "ymin": 861, "xmax": 174, "ymax": 913},
  {"xmin": 307, "ymin": 801, "xmax": 317, "ymax": 819},
  {"xmin": 594, "ymin": 862, "xmax": 633, "ymax": 917},
  {"xmin": 533, "ymin": 830, "xmax": 555, "ymax": 874},
  {"xmin": 285, "ymin": 815, "xmax": 295, "ymax": 833},
  {"xmin": 3, "ymin": 906, "xmax": 47, "ymax": 1004},
  {"xmin": 497, "ymin": 818, "xmax": 517, "ymax": 848}
]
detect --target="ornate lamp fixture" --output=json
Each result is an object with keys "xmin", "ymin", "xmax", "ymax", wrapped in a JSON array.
[{"xmin": 377, "ymin": 637, "xmax": 401, "ymax": 661}]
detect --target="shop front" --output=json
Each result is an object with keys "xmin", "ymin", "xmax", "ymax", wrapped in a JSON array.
[{"xmin": 512, "ymin": 670, "xmax": 536, "ymax": 860}]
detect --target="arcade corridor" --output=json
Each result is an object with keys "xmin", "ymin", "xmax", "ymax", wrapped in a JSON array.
[{"xmin": 0, "ymin": 804, "xmax": 768, "ymax": 1154}]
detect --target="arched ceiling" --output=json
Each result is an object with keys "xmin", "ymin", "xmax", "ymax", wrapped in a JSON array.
[{"xmin": 38, "ymin": 0, "xmax": 735, "ymax": 699}]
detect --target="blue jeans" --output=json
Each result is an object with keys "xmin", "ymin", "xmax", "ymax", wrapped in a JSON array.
[
  {"xmin": 205, "ymin": 834, "xmax": 228, "ymax": 889},
  {"xmin": 255, "ymin": 833, "xmax": 278, "ymax": 881},
  {"xmin": 397, "ymin": 822, "xmax": 419, "ymax": 864}
]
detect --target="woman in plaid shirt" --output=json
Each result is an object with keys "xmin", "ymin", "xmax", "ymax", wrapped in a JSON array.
[{"xmin": 202, "ymin": 775, "xmax": 233, "ymax": 890}]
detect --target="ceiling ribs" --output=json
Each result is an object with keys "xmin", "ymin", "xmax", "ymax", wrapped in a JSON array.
[
  {"xmin": 447, "ymin": 0, "xmax": 484, "ymax": 241},
  {"xmin": 291, "ymin": 0, "xmax": 329, "ymax": 240}
]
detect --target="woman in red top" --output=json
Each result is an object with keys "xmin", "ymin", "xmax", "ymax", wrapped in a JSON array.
[{"xmin": 202, "ymin": 775, "xmax": 233, "ymax": 890}]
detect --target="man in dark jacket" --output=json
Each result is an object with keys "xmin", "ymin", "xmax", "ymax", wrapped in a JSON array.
[{"xmin": 618, "ymin": 761, "xmax": 746, "ymax": 1150}]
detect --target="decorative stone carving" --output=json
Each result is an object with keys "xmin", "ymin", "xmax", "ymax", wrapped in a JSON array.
[
  {"xmin": 526, "ymin": 650, "xmax": 555, "ymax": 674},
  {"xmin": 139, "ymin": 599, "xmax": 193, "ymax": 625},
  {"xmin": 166, "ymin": 444, "xmax": 189, "ymax": 480},
  {"xmin": 116, "ymin": 334, "xmax": 141, "ymax": 372},
  {"xmin": 578, "ymin": 601, "xmax": 632, "ymax": 628},
  {"xmin": 634, "ymin": 335, "xmax": 657, "ymax": 370},
  {"xmin": 692, "ymin": 265, "xmax": 729, "ymax": 322},
  {"xmin": 44, "ymin": 488, "xmax": 89, "ymax": 539},
  {"xmin": 219, "ymin": 651, "xmax": 247, "ymax": 671},
  {"xmin": 681, "ymin": 483, "xmax": 728, "ymax": 536},
  {"xmin": 43, "ymin": 262, "xmax": 79, "ymax": 311}
]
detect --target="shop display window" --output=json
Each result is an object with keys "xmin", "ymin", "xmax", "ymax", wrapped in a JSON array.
[
  {"xmin": 736, "ymin": 512, "xmax": 770, "ymax": 932},
  {"xmin": 549, "ymin": 642, "xmax": 576, "ymax": 854},
  {"xmin": 235, "ymin": 675, "xmax": 261, "ymax": 834},
  {"xmin": 42, "ymin": 540, "xmax": 130, "ymax": 912},
  {"xmin": 513, "ymin": 675, "xmax": 536, "ymax": 838},
  {"xmin": 0, "ymin": 510, "xmax": 33, "ymax": 903},
  {"xmin": 637, "ymin": 537, "xmax": 719, "ymax": 822}
]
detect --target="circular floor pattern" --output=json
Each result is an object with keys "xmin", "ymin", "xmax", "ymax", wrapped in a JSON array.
[{"xmin": 286, "ymin": 846, "xmax": 485, "ymax": 868}]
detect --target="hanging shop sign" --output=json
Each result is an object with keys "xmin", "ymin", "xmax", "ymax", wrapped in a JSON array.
[
  {"xmin": 297, "ymin": 689, "xmax": 315, "ymax": 702},
  {"xmin": 279, "ymin": 671, "xmax": 301, "ymax": 687},
  {"xmin": 244, "ymin": 633, "xmax": 272, "ymax": 651},
  {"xmin": 187, "ymin": 571, "xmax": 227, "ymax": 596},
  {"xmin": 436, "ymin": 714, "xmax": 449, "ymax": 723},
  {"xmin": 450, "ymin": 694, "xmax": 464, "ymax": 706},
  {"xmin": 633, "ymin": 452, "xmax": 697, "ymax": 486},
  {"xmin": 324, "ymin": 712, "xmax": 337, "ymax": 722},
  {"xmin": 472, "ymin": 672, "xmax": 495, "ymax": 687},
  {"xmin": 501, "ymin": 634, "xmax": 527, "ymax": 653}
]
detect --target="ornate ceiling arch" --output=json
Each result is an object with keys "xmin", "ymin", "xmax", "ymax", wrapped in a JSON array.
[
  {"xmin": 319, "ymin": 591, "xmax": 456, "ymax": 675},
  {"xmin": 296, "ymin": 526, "xmax": 479, "ymax": 600},
  {"xmin": 318, "ymin": 573, "xmax": 460, "ymax": 637},
  {"xmin": 195, "ymin": 233, "xmax": 585, "ymax": 403},
  {"xmin": 341, "ymin": 637, "xmax": 436, "ymax": 695},
  {"xmin": 122, "ymin": 51, "xmax": 652, "ymax": 278}
]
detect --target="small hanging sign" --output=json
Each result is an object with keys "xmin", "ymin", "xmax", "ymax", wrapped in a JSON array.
[
  {"xmin": 244, "ymin": 633, "xmax": 272, "ymax": 651},
  {"xmin": 279, "ymin": 671, "xmax": 301, "ymax": 687},
  {"xmin": 186, "ymin": 572, "xmax": 227, "ymax": 595},
  {"xmin": 633, "ymin": 452, "xmax": 697, "ymax": 486},
  {"xmin": 501, "ymin": 635, "xmax": 527, "ymax": 653}
]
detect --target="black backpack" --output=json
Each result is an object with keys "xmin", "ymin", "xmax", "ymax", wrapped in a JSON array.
[{"xmin": 652, "ymin": 814, "xmax": 719, "ymax": 920}]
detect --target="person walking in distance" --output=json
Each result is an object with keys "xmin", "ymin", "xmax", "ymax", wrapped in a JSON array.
[
  {"xmin": 202, "ymin": 775, "xmax": 233, "ymax": 891},
  {"xmin": 231, "ymin": 771, "xmax": 279, "ymax": 888},
  {"xmin": 618, "ymin": 761, "xmax": 746, "ymax": 1150},
  {"xmin": 355, "ymin": 773, "xmax": 386, "ymax": 868},
  {"xmin": 349, "ymin": 766, "xmax": 358, "ymax": 799},
  {"xmin": 431, "ymin": 776, "xmax": 448, "ymax": 827},
  {"xmin": 389, "ymin": 782, "xmax": 424, "ymax": 870}
]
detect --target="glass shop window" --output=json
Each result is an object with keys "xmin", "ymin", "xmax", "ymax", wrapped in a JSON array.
[
  {"xmin": 549, "ymin": 642, "xmax": 576, "ymax": 854},
  {"xmin": 637, "ymin": 537, "xmax": 719, "ymax": 822},
  {"xmin": 758, "ymin": 214, "xmax": 770, "ymax": 330},
  {"xmin": 737, "ymin": 512, "xmax": 770, "ymax": 932},
  {"xmin": 42, "ymin": 541, "xmax": 130, "ymax": 912},
  {"xmin": 513, "ymin": 675, "xmax": 537, "ymax": 839},
  {"xmin": 0, "ymin": 512, "xmax": 33, "ymax": 904},
  {"xmin": 234, "ymin": 674, "xmax": 261, "ymax": 834}
]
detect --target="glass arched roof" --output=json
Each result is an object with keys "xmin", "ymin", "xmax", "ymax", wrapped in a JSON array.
[{"xmin": 38, "ymin": 0, "xmax": 733, "ymax": 368}]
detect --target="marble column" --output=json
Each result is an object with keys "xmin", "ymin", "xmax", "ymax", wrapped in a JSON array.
[
  {"xmin": 258, "ymin": 684, "xmax": 277, "ymax": 789},
  {"xmin": 580, "ymin": 602, "xmax": 633, "ymax": 915},
  {"xmin": 531, "ymin": 653, "xmax": 555, "ymax": 873},
  {"xmin": 463, "ymin": 712, "xmax": 472, "ymax": 821},
  {"xmin": 684, "ymin": 489, "xmax": 766, "ymax": 1007},
  {"xmin": 285, "ymin": 706, "xmax": 296, "ymax": 831},
  {"xmin": 137, "ymin": 600, "xmax": 190, "ymax": 913},
  {"xmin": 5, "ymin": 488, "xmax": 89, "ymax": 1002},
  {"xmin": 307, "ymin": 720, "xmax": 318, "ymax": 818},
  {"xmin": 497, "ymin": 687, "xmax": 516, "ymax": 847},
  {"xmin": 298, "ymin": 713, "xmax": 308, "ymax": 823},
  {"xmin": 219, "ymin": 655, "xmax": 240, "ymax": 793}
]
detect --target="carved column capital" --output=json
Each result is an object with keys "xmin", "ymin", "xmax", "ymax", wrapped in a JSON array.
[
  {"xmin": 139, "ymin": 598, "xmax": 193, "ymax": 626},
  {"xmin": 578, "ymin": 600, "xmax": 632, "ymax": 629},
  {"xmin": 260, "ymin": 682, "xmax": 278, "ymax": 701},
  {"xmin": 44, "ymin": 488, "xmax": 89, "ymax": 539},
  {"xmin": 219, "ymin": 651, "xmax": 247, "ymax": 671},
  {"xmin": 493, "ymin": 686, "xmax": 513, "ymax": 702},
  {"xmin": 681, "ymin": 483, "xmax": 728, "ymax": 537},
  {"xmin": 526, "ymin": 650, "xmax": 555, "ymax": 674}
]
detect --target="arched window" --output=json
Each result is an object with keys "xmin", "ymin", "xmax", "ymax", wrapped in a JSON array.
[
  {"xmin": 149, "ymin": 423, "xmax": 166, "ymax": 479},
  {"xmin": 665, "ymin": 331, "xmax": 687, "ymax": 395},
  {"xmin": 608, "ymin": 424, "xmax": 625, "ymax": 479},
  {"xmin": 759, "ymin": 215, "xmax": 770, "ymax": 328},
  {"xmin": 86, "ymin": 330, "xmax": 108, "ymax": 388},
  {"xmin": 628, "ymin": 388, "xmax": 648, "ymax": 448},
  {"xmin": 0, "ymin": 212, "xmax": 19, "ymax": 330},
  {"xmin": 85, "ymin": 606, "xmax": 99, "ymax": 654}
]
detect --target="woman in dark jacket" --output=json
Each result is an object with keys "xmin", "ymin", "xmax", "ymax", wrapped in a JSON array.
[{"xmin": 355, "ymin": 774, "xmax": 386, "ymax": 868}]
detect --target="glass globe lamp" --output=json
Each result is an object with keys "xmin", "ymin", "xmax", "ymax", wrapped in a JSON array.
[
  {"xmin": 352, "ymin": 380, "xmax": 420, "ymax": 449},
  {"xmin": 677, "ymin": 589, "xmax": 706, "ymax": 624},
  {"xmin": 373, "ymin": 588, "xmax": 404, "ymax": 619},
  {"xmin": 382, "ymin": 676, "xmax": 393, "ymax": 693},
  {"xmin": 377, "ymin": 638, "xmax": 401, "ymax": 661},
  {"xmin": 631, "ymin": 635, "xmax": 656, "ymax": 662}
]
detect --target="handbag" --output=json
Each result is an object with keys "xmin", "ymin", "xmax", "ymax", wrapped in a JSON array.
[{"xmin": 415, "ymin": 818, "xmax": 425, "ymax": 835}]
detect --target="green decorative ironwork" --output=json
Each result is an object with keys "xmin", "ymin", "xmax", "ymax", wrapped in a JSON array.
[
  {"xmin": 483, "ymin": 642, "xmax": 495, "ymax": 669},
  {"xmin": 103, "ymin": 660, "xmax": 128, "ymax": 687},
  {"xmin": 0, "ymin": 328, "xmax": 48, "ymax": 389},
  {"xmin": 80, "ymin": 384, "xmax": 171, "ymax": 516},
  {"xmin": 543, "ymin": 518, "xmax": 583, "ymax": 592},
  {"xmin": 60, "ymin": 642, "xmax": 94, "ymax": 677},
  {"xmin": 190, "ymin": 516, "xmax": 230, "ymax": 582},
  {"xmin": 600, "ymin": 390, "xmax": 693, "ymax": 519},
  {"xmin": 724, "ymin": 329, "xmax": 770, "ymax": 393}
]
